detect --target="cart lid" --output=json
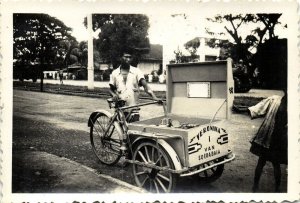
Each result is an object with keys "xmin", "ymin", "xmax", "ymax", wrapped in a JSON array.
[{"xmin": 166, "ymin": 59, "xmax": 234, "ymax": 120}]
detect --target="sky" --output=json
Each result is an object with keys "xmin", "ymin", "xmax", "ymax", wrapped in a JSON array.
[
  {"xmin": 49, "ymin": 13, "xmax": 192, "ymax": 44},
  {"xmin": 48, "ymin": 13, "xmax": 217, "ymax": 61},
  {"xmin": 49, "ymin": 13, "xmax": 288, "ymax": 62}
]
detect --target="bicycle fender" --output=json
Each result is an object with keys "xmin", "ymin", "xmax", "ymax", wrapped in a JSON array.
[
  {"xmin": 87, "ymin": 110, "xmax": 123, "ymax": 138},
  {"xmin": 88, "ymin": 110, "xmax": 112, "ymax": 127},
  {"xmin": 132, "ymin": 137, "xmax": 183, "ymax": 171}
]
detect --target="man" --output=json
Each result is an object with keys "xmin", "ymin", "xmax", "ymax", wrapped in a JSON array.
[
  {"xmin": 59, "ymin": 68, "xmax": 64, "ymax": 85},
  {"xmin": 109, "ymin": 49, "xmax": 159, "ymax": 121}
]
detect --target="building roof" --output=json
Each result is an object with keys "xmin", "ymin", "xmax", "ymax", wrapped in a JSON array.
[{"xmin": 185, "ymin": 36, "xmax": 227, "ymax": 47}]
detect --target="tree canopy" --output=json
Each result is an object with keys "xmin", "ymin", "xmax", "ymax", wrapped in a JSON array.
[
  {"xmin": 13, "ymin": 13, "xmax": 75, "ymax": 69},
  {"xmin": 205, "ymin": 13, "xmax": 287, "ymax": 89},
  {"xmin": 60, "ymin": 39, "xmax": 88, "ymax": 67},
  {"xmin": 86, "ymin": 14, "xmax": 150, "ymax": 68},
  {"xmin": 205, "ymin": 14, "xmax": 284, "ymax": 63}
]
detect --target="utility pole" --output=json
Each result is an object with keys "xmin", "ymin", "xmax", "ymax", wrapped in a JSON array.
[
  {"xmin": 38, "ymin": 23, "xmax": 44, "ymax": 92},
  {"xmin": 87, "ymin": 14, "xmax": 94, "ymax": 90}
]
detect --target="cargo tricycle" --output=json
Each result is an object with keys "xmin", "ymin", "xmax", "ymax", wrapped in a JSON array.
[{"xmin": 88, "ymin": 59, "xmax": 236, "ymax": 193}]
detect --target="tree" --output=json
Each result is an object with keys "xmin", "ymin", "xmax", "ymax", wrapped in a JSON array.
[
  {"xmin": 86, "ymin": 14, "xmax": 150, "ymax": 68},
  {"xmin": 256, "ymin": 14, "xmax": 282, "ymax": 40},
  {"xmin": 14, "ymin": 14, "xmax": 75, "ymax": 66},
  {"xmin": 206, "ymin": 13, "xmax": 287, "ymax": 89},
  {"xmin": 13, "ymin": 13, "xmax": 75, "ymax": 90},
  {"xmin": 62, "ymin": 40, "xmax": 88, "ymax": 67},
  {"xmin": 206, "ymin": 14, "xmax": 257, "ymax": 63}
]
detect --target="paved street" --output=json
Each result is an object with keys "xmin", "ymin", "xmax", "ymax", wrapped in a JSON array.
[{"xmin": 12, "ymin": 89, "xmax": 287, "ymax": 193}]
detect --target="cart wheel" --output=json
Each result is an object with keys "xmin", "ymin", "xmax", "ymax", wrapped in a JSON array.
[
  {"xmin": 132, "ymin": 141, "xmax": 177, "ymax": 193},
  {"xmin": 90, "ymin": 113, "xmax": 122, "ymax": 165},
  {"xmin": 197, "ymin": 158, "xmax": 224, "ymax": 183}
]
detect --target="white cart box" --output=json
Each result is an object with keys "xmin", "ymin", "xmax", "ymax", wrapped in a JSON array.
[{"xmin": 128, "ymin": 59, "xmax": 234, "ymax": 169}]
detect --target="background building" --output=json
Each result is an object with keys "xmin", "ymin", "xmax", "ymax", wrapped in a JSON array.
[{"xmin": 137, "ymin": 44, "xmax": 162, "ymax": 75}]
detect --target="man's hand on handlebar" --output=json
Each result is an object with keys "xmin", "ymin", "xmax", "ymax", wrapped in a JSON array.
[
  {"xmin": 152, "ymin": 97, "xmax": 164, "ymax": 105},
  {"xmin": 157, "ymin": 99, "xmax": 164, "ymax": 105},
  {"xmin": 111, "ymin": 93, "xmax": 119, "ymax": 102}
]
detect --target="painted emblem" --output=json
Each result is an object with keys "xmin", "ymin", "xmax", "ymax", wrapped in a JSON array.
[
  {"xmin": 217, "ymin": 134, "xmax": 228, "ymax": 145},
  {"xmin": 188, "ymin": 143, "xmax": 202, "ymax": 155}
]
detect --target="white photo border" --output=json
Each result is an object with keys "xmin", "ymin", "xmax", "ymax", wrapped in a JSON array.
[{"xmin": 1, "ymin": 0, "xmax": 299, "ymax": 202}]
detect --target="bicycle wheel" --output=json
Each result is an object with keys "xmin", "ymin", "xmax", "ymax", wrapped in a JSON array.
[
  {"xmin": 196, "ymin": 158, "xmax": 224, "ymax": 183},
  {"xmin": 90, "ymin": 113, "xmax": 122, "ymax": 165},
  {"xmin": 132, "ymin": 141, "xmax": 177, "ymax": 193}
]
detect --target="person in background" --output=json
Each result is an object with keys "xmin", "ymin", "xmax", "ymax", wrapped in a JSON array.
[
  {"xmin": 59, "ymin": 68, "xmax": 64, "ymax": 85},
  {"xmin": 109, "ymin": 48, "xmax": 159, "ymax": 122},
  {"xmin": 251, "ymin": 89, "xmax": 287, "ymax": 192}
]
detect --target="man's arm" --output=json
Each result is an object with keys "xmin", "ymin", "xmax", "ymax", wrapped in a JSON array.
[
  {"xmin": 108, "ymin": 71, "xmax": 119, "ymax": 100},
  {"xmin": 109, "ymin": 84, "xmax": 119, "ymax": 101},
  {"xmin": 139, "ymin": 78, "xmax": 158, "ymax": 100}
]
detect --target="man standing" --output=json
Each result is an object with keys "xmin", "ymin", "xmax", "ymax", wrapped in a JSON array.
[
  {"xmin": 109, "ymin": 49, "xmax": 159, "ymax": 120},
  {"xmin": 59, "ymin": 68, "xmax": 64, "ymax": 85}
]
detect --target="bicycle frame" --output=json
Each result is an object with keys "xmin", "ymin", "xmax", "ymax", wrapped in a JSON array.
[
  {"xmin": 115, "ymin": 100, "xmax": 162, "ymax": 152},
  {"xmin": 88, "ymin": 99, "xmax": 168, "ymax": 160},
  {"xmin": 114, "ymin": 100, "xmax": 161, "ymax": 132}
]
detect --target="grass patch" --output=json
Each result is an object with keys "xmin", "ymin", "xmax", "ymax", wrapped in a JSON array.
[
  {"xmin": 14, "ymin": 81, "xmax": 264, "ymax": 107},
  {"xmin": 13, "ymin": 81, "xmax": 166, "ymax": 99},
  {"xmin": 234, "ymin": 96, "xmax": 264, "ymax": 107}
]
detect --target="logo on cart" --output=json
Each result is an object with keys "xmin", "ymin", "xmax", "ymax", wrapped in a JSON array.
[
  {"xmin": 188, "ymin": 143, "xmax": 202, "ymax": 155},
  {"xmin": 189, "ymin": 125, "xmax": 227, "ymax": 143},
  {"xmin": 217, "ymin": 134, "xmax": 228, "ymax": 145}
]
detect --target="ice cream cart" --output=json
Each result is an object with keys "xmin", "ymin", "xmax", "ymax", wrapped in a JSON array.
[{"xmin": 88, "ymin": 59, "xmax": 236, "ymax": 193}]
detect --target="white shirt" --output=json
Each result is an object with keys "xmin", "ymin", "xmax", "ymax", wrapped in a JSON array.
[{"xmin": 109, "ymin": 66, "xmax": 145, "ymax": 106}]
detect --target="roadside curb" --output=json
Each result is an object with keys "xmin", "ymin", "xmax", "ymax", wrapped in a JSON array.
[
  {"xmin": 59, "ymin": 156, "xmax": 147, "ymax": 193},
  {"xmin": 13, "ymin": 150, "xmax": 147, "ymax": 193}
]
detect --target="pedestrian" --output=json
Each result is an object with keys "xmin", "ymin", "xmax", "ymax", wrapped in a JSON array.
[
  {"xmin": 109, "ymin": 48, "xmax": 159, "ymax": 122},
  {"xmin": 250, "ymin": 90, "xmax": 287, "ymax": 192},
  {"xmin": 59, "ymin": 68, "xmax": 64, "ymax": 85}
]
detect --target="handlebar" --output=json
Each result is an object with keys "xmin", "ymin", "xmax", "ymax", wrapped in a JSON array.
[
  {"xmin": 120, "ymin": 100, "xmax": 163, "ymax": 110},
  {"xmin": 107, "ymin": 98, "xmax": 166, "ymax": 111}
]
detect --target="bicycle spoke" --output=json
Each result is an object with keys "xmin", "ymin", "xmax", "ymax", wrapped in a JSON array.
[
  {"xmin": 144, "ymin": 146, "xmax": 151, "ymax": 162},
  {"xmin": 154, "ymin": 153, "xmax": 163, "ymax": 165},
  {"xmin": 93, "ymin": 122, "xmax": 104, "ymax": 136},
  {"xmin": 138, "ymin": 151, "xmax": 148, "ymax": 163},
  {"xmin": 156, "ymin": 176, "xmax": 168, "ymax": 193},
  {"xmin": 132, "ymin": 142, "xmax": 176, "ymax": 193},
  {"xmin": 108, "ymin": 138, "xmax": 121, "ymax": 145},
  {"xmin": 136, "ymin": 171, "xmax": 148, "ymax": 176},
  {"xmin": 151, "ymin": 147, "xmax": 155, "ymax": 161},
  {"xmin": 141, "ymin": 176, "xmax": 149, "ymax": 187},
  {"xmin": 153, "ymin": 179, "xmax": 160, "ymax": 193},
  {"xmin": 90, "ymin": 114, "xmax": 121, "ymax": 165},
  {"xmin": 96, "ymin": 119, "xmax": 106, "ymax": 132},
  {"xmin": 157, "ymin": 173, "xmax": 170, "ymax": 182}
]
